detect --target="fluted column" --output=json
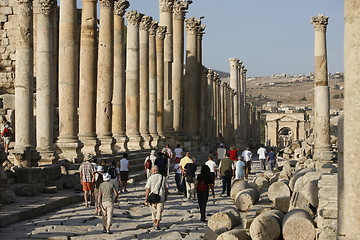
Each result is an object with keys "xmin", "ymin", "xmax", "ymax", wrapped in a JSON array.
[
  {"xmin": 36, "ymin": 0, "xmax": 57, "ymax": 164},
  {"xmin": 198, "ymin": 25, "xmax": 206, "ymax": 141},
  {"xmin": 96, "ymin": 0, "xmax": 115, "ymax": 154},
  {"xmin": 159, "ymin": 0, "xmax": 174, "ymax": 137},
  {"xmin": 342, "ymin": 1, "xmax": 360, "ymax": 238},
  {"xmin": 172, "ymin": 0, "xmax": 190, "ymax": 134},
  {"xmin": 311, "ymin": 14, "xmax": 332, "ymax": 163},
  {"xmin": 184, "ymin": 17, "xmax": 200, "ymax": 139},
  {"xmin": 156, "ymin": 26, "xmax": 167, "ymax": 143},
  {"xmin": 215, "ymin": 76, "xmax": 221, "ymax": 139},
  {"xmin": 56, "ymin": 0, "xmax": 80, "ymax": 161},
  {"xmin": 126, "ymin": 10, "xmax": 143, "ymax": 150},
  {"xmin": 14, "ymin": 0, "xmax": 34, "ymax": 167},
  {"xmin": 139, "ymin": 16, "xmax": 153, "ymax": 148},
  {"xmin": 113, "ymin": 0, "xmax": 129, "ymax": 152},
  {"xmin": 238, "ymin": 65, "xmax": 248, "ymax": 148},
  {"xmin": 220, "ymin": 82, "xmax": 226, "ymax": 141},
  {"xmin": 229, "ymin": 58, "xmax": 240, "ymax": 142},
  {"xmin": 149, "ymin": 21, "xmax": 159, "ymax": 147},
  {"xmin": 78, "ymin": 0, "xmax": 99, "ymax": 156},
  {"xmin": 206, "ymin": 70, "xmax": 215, "ymax": 139}
]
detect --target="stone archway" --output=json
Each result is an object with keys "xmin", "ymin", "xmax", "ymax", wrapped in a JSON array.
[{"xmin": 278, "ymin": 127, "xmax": 293, "ymax": 147}]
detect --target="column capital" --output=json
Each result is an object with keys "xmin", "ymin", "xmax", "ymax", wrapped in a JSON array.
[
  {"xmin": 229, "ymin": 58, "xmax": 239, "ymax": 69},
  {"xmin": 311, "ymin": 14, "xmax": 329, "ymax": 31},
  {"xmin": 237, "ymin": 61, "xmax": 243, "ymax": 68},
  {"xmin": 197, "ymin": 24, "xmax": 206, "ymax": 37},
  {"xmin": 159, "ymin": 0, "xmax": 174, "ymax": 13},
  {"xmin": 173, "ymin": 0, "xmax": 191, "ymax": 20},
  {"xmin": 126, "ymin": 10, "xmax": 143, "ymax": 26},
  {"xmin": 185, "ymin": 17, "xmax": 200, "ymax": 35},
  {"xmin": 149, "ymin": 20, "xmax": 159, "ymax": 35},
  {"xmin": 156, "ymin": 25, "xmax": 167, "ymax": 39},
  {"xmin": 114, "ymin": 0, "xmax": 130, "ymax": 17},
  {"xmin": 140, "ymin": 16, "xmax": 153, "ymax": 31},
  {"xmin": 207, "ymin": 69, "xmax": 215, "ymax": 80},
  {"xmin": 37, "ymin": 0, "xmax": 55, "ymax": 15},
  {"xmin": 99, "ymin": 0, "xmax": 114, "ymax": 8}
]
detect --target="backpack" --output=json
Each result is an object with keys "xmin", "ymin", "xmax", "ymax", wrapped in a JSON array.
[
  {"xmin": 2, "ymin": 127, "xmax": 11, "ymax": 137},
  {"xmin": 145, "ymin": 156, "xmax": 152, "ymax": 170},
  {"xmin": 108, "ymin": 167, "xmax": 117, "ymax": 179}
]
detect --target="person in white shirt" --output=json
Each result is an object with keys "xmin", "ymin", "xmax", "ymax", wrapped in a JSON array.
[
  {"xmin": 173, "ymin": 144, "xmax": 183, "ymax": 162},
  {"xmin": 241, "ymin": 147, "xmax": 253, "ymax": 179},
  {"xmin": 216, "ymin": 143, "xmax": 227, "ymax": 163},
  {"xmin": 205, "ymin": 154, "xmax": 217, "ymax": 184},
  {"xmin": 144, "ymin": 150, "xmax": 157, "ymax": 179},
  {"xmin": 257, "ymin": 145, "xmax": 267, "ymax": 170},
  {"xmin": 165, "ymin": 144, "xmax": 173, "ymax": 177},
  {"xmin": 119, "ymin": 153, "xmax": 130, "ymax": 193}
]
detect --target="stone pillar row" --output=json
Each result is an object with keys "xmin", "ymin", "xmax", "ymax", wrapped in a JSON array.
[{"xmin": 14, "ymin": 0, "xmax": 243, "ymax": 164}]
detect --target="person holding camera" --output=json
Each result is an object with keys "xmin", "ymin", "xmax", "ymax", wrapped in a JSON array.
[{"xmin": 144, "ymin": 166, "xmax": 169, "ymax": 230}]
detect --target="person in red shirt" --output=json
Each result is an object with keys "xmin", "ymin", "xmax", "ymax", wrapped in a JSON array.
[{"xmin": 228, "ymin": 146, "xmax": 238, "ymax": 161}]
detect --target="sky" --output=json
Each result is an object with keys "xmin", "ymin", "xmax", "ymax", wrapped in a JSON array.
[{"xmin": 75, "ymin": 0, "xmax": 344, "ymax": 77}]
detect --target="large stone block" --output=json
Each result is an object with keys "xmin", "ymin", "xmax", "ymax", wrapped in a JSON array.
[
  {"xmin": 14, "ymin": 167, "xmax": 42, "ymax": 184},
  {"xmin": 40, "ymin": 164, "xmax": 61, "ymax": 182},
  {"xmin": 10, "ymin": 183, "xmax": 43, "ymax": 196},
  {"xmin": 62, "ymin": 174, "xmax": 79, "ymax": 189},
  {"xmin": 0, "ymin": 188, "xmax": 16, "ymax": 204},
  {"xmin": 46, "ymin": 177, "xmax": 64, "ymax": 190}
]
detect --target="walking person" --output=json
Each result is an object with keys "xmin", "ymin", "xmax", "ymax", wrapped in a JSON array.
[
  {"xmin": 97, "ymin": 173, "xmax": 119, "ymax": 234},
  {"xmin": 119, "ymin": 153, "xmax": 130, "ymax": 193},
  {"xmin": 205, "ymin": 154, "xmax": 217, "ymax": 184},
  {"xmin": 173, "ymin": 144, "xmax": 184, "ymax": 163},
  {"xmin": 216, "ymin": 143, "xmax": 227, "ymax": 164},
  {"xmin": 155, "ymin": 151, "xmax": 168, "ymax": 177},
  {"xmin": 144, "ymin": 150, "xmax": 157, "ymax": 179},
  {"xmin": 235, "ymin": 157, "xmax": 246, "ymax": 180},
  {"xmin": 184, "ymin": 158, "xmax": 197, "ymax": 200},
  {"xmin": 173, "ymin": 159, "xmax": 183, "ymax": 193},
  {"xmin": 228, "ymin": 145, "xmax": 238, "ymax": 161},
  {"xmin": 219, "ymin": 152, "xmax": 234, "ymax": 197},
  {"xmin": 241, "ymin": 147, "xmax": 253, "ymax": 179},
  {"xmin": 107, "ymin": 161, "xmax": 120, "ymax": 192},
  {"xmin": 94, "ymin": 166, "xmax": 104, "ymax": 216},
  {"xmin": 257, "ymin": 144, "xmax": 267, "ymax": 170},
  {"xmin": 79, "ymin": 154, "xmax": 95, "ymax": 207},
  {"xmin": 195, "ymin": 165, "xmax": 215, "ymax": 222},
  {"xmin": 267, "ymin": 148, "xmax": 277, "ymax": 172},
  {"xmin": 1, "ymin": 121, "xmax": 12, "ymax": 153},
  {"xmin": 164, "ymin": 145, "xmax": 173, "ymax": 177},
  {"xmin": 144, "ymin": 166, "xmax": 169, "ymax": 230}
]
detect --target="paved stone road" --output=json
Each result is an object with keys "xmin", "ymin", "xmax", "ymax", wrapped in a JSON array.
[{"xmin": 0, "ymin": 158, "xmax": 264, "ymax": 240}]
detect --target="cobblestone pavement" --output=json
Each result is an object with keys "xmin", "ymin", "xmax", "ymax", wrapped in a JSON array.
[{"xmin": 0, "ymin": 159, "xmax": 263, "ymax": 240}]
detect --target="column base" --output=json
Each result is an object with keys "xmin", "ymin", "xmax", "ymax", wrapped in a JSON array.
[
  {"xmin": 36, "ymin": 149, "xmax": 58, "ymax": 166},
  {"xmin": 141, "ymin": 133, "xmax": 152, "ymax": 149},
  {"xmin": 98, "ymin": 136, "xmax": 115, "ymax": 155},
  {"xmin": 9, "ymin": 146, "xmax": 36, "ymax": 167},
  {"xmin": 127, "ymin": 134, "xmax": 143, "ymax": 150},
  {"xmin": 79, "ymin": 136, "xmax": 100, "ymax": 158},
  {"xmin": 113, "ymin": 134, "xmax": 128, "ymax": 153},
  {"xmin": 313, "ymin": 148, "xmax": 334, "ymax": 163},
  {"xmin": 55, "ymin": 139, "xmax": 80, "ymax": 163}
]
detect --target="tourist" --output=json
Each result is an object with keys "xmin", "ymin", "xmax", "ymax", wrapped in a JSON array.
[
  {"xmin": 235, "ymin": 156, "xmax": 246, "ymax": 180},
  {"xmin": 79, "ymin": 154, "xmax": 95, "ymax": 207},
  {"xmin": 144, "ymin": 166, "xmax": 168, "ymax": 230},
  {"xmin": 228, "ymin": 145, "xmax": 238, "ymax": 161},
  {"xmin": 173, "ymin": 144, "xmax": 184, "ymax": 163},
  {"xmin": 1, "ymin": 121, "xmax": 12, "ymax": 153},
  {"xmin": 216, "ymin": 143, "xmax": 227, "ymax": 164},
  {"xmin": 144, "ymin": 150, "xmax": 157, "ymax": 179},
  {"xmin": 219, "ymin": 152, "xmax": 234, "ymax": 197},
  {"xmin": 107, "ymin": 161, "xmax": 119, "ymax": 192},
  {"xmin": 98, "ymin": 173, "xmax": 119, "ymax": 234},
  {"xmin": 155, "ymin": 151, "xmax": 167, "ymax": 177},
  {"xmin": 195, "ymin": 165, "xmax": 215, "ymax": 222},
  {"xmin": 267, "ymin": 148, "xmax": 277, "ymax": 172},
  {"xmin": 205, "ymin": 154, "xmax": 217, "ymax": 184},
  {"xmin": 257, "ymin": 144, "xmax": 267, "ymax": 170},
  {"xmin": 94, "ymin": 165, "xmax": 104, "ymax": 216},
  {"xmin": 241, "ymin": 147, "xmax": 253, "ymax": 179},
  {"xmin": 119, "ymin": 153, "xmax": 130, "ymax": 193},
  {"xmin": 184, "ymin": 157, "xmax": 197, "ymax": 200},
  {"xmin": 179, "ymin": 152, "xmax": 194, "ymax": 197},
  {"xmin": 165, "ymin": 145, "xmax": 173, "ymax": 177},
  {"xmin": 173, "ymin": 159, "xmax": 183, "ymax": 193}
]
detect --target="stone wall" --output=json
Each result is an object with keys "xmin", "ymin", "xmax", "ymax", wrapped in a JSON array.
[{"xmin": 0, "ymin": 0, "xmax": 16, "ymax": 93}]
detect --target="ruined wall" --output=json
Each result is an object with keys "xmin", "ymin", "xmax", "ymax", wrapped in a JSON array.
[{"xmin": 0, "ymin": 0, "xmax": 16, "ymax": 93}]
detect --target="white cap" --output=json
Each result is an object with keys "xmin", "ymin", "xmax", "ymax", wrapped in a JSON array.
[{"xmin": 103, "ymin": 173, "xmax": 111, "ymax": 181}]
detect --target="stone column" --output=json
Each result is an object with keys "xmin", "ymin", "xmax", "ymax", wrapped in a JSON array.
[
  {"xmin": 311, "ymin": 14, "xmax": 332, "ymax": 163},
  {"xmin": 156, "ymin": 26, "xmax": 167, "ymax": 144},
  {"xmin": 198, "ymin": 25, "xmax": 206, "ymax": 142},
  {"xmin": 159, "ymin": 0, "xmax": 174, "ymax": 138},
  {"xmin": 238, "ymin": 66, "xmax": 248, "ymax": 148},
  {"xmin": 126, "ymin": 10, "xmax": 143, "ymax": 150},
  {"xmin": 215, "ymin": 76, "xmax": 221, "ymax": 140},
  {"xmin": 229, "ymin": 58, "xmax": 240, "ymax": 142},
  {"xmin": 14, "ymin": 0, "xmax": 35, "ymax": 167},
  {"xmin": 113, "ymin": 0, "xmax": 129, "ymax": 152},
  {"xmin": 78, "ymin": 0, "xmax": 99, "ymax": 156},
  {"xmin": 56, "ymin": 0, "xmax": 80, "ymax": 161},
  {"xmin": 96, "ymin": 0, "xmax": 115, "ymax": 154},
  {"xmin": 36, "ymin": 0, "xmax": 57, "ymax": 164},
  {"xmin": 149, "ymin": 21, "xmax": 159, "ymax": 147},
  {"xmin": 139, "ymin": 16, "xmax": 153, "ymax": 148},
  {"xmin": 184, "ymin": 17, "xmax": 200, "ymax": 139},
  {"xmin": 206, "ymin": 70, "xmax": 215, "ymax": 140},
  {"xmin": 172, "ymin": 0, "xmax": 190, "ymax": 135},
  {"xmin": 340, "ymin": 2, "xmax": 360, "ymax": 238}
]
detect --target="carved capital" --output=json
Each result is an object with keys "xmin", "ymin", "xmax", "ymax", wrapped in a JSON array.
[
  {"xmin": 99, "ymin": 0, "xmax": 114, "ymax": 8},
  {"xmin": 126, "ymin": 10, "xmax": 143, "ymax": 26},
  {"xmin": 243, "ymin": 69, "xmax": 248, "ymax": 75},
  {"xmin": 185, "ymin": 17, "xmax": 200, "ymax": 34},
  {"xmin": 114, "ymin": 0, "xmax": 129, "ymax": 17},
  {"xmin": 173, "ymin": 0, "xmax": 191, "ymax": 20},
  {"xmin": 229, "ymin": 58, "xmax": 239, "ymax": 69},
  {"xmin": 159, "ymin": 0, "xmax": 174, "ymax": 13},
  {"xmin": 38, "ymin": 0, "xmax": 55, "ymax": 15},
  {"xmin": 156, "ymin": 25, "xmax": 167, "ymax": 39},
  {"xmin": 149, "ymin": 20, "xmax": 159, "ymax": 35},
  {"xmin": 207, "ymin": 69, "xmax": 215, "ymax": 80},
  {"xmin": 140, "ymin": 16, "xmax": 153, "ymax": 31},
  {"xmin": 198, "ymin": 24, "xmax": 206, "ymax": 37},
  {"xmin": 311, "ymin": 14, "xmax": 329, "ymax": 31}
]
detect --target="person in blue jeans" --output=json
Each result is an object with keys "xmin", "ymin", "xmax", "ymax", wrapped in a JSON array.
[
  {"xmin": 266, "ymin": 148, "xmax": 277, "ymax": 172},
  {"xmin": 195, "ymin": 165, "xmax": 215, "ymax": 222}
]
